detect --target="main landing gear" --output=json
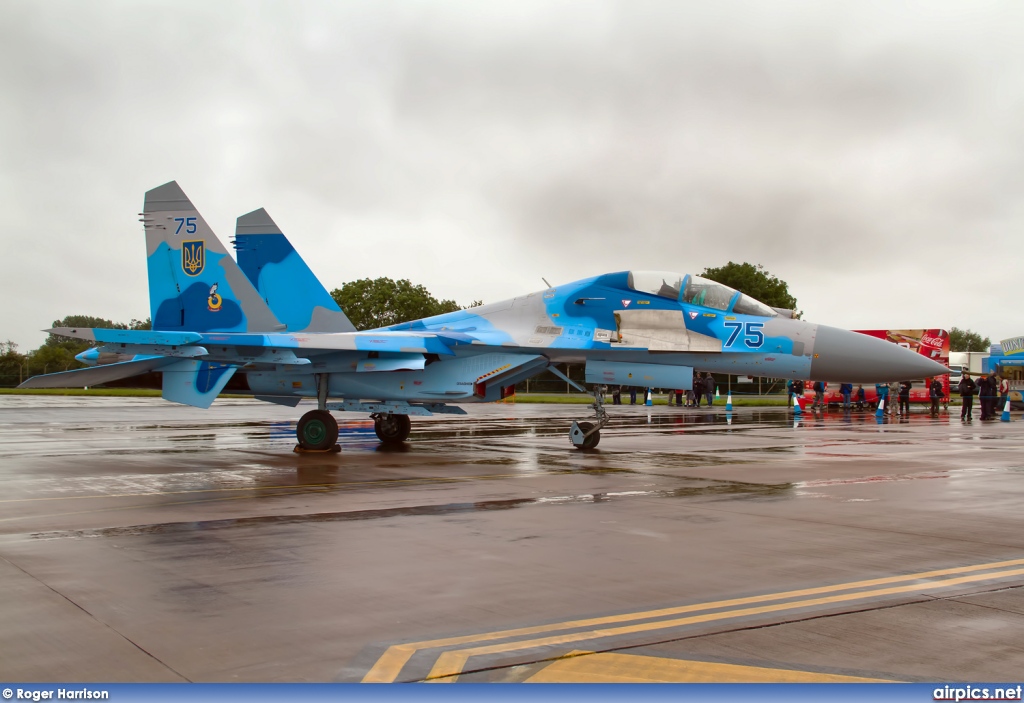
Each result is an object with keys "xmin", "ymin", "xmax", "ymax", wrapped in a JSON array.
[
  {"xmin": 296, "ymin": 409, "xmax": 339, "ymax": 451},
  {"xmin": 372, "ymin": 413, "xmax": 411, "ymax": 445},
  {"xmin": 569, "ymin": 384, "xmax": 609, "ymax": 451},
  {"xmin": 295, "ymin": 373, "xmax": 341, "ymax": 452},
  {"xmin": 294, "ymin": 410, "xmax": 413, "ymax": 451},
  {"xmin": 294, "ymin": 376, "xmax": 419, "ymax": 451}
]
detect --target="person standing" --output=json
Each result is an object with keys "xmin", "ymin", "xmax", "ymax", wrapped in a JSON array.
[
  {"xmin": 875, "ymin": 382, "xmax": 889, "ymax": 413},
  {"xmin": 855, "ymin": 385, "xmax": 866, "ymax": 410},
  {"xmin": 612, "ymin": 385, "xmax": 622, "ymax": 405},
  {"xmin": 998, "ymin": 374, "xmax": 1010, "ymax": 414},
  {"xmin": 888, "ymin": 381, "xmax": 900, "ymax": 416},
  {"xmin": 898, "ymin": 380, "xmax": 912, "ymax": 417},
  {"xmin": 977, "ymin": 374, "xmax": 993, "ymax": 420},
  {"xmin": 986, "ymin": 372, "xmax": 999, "ymax": 419},
  {"xmin": 786, "ymin": 379, "xmax": 794, "ymax": 407},
  {"xmin": 959, "ymin": 373, "xmax": 977, "ymax": 420},
  {"xmin": 704, "ymin": 373, "xmax": 715, "ymax": 407},
  {"xmin": 811, "ymin": 380, "xmax": 825, "ymax": 410},
  {"xmin": 629, "ymin": 386, "xmax": 637, "ymax": 405},
  {"xmin": 840, "ymin": 383, "xmax": 853, "ymax": 410},
  {"xmin": 675, "ymin": 389, "xmax": 684, "ymax": 406},
  {"xmin": 693, "ymin": 371, "xmax": 702, "ymax": 408},
  {"xmin": 929, "ymin": 377, "xmax": 943, "ymax": 416}
]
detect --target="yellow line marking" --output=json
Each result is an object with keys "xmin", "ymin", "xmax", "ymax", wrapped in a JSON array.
[
  {"xmin": 524, "ymin": 652, "xmax": 890, "ymax": 683},
  {"xmin": 425, "ymin": 566, "xmax": 1024, "ymax": 680},
  {"xmin": 363, "ymin": 646, "xmax": 418, "ymax": 684},
  {"xmin": 362, "ymin": 557, "xmax": 1024, "ymax": 682}
]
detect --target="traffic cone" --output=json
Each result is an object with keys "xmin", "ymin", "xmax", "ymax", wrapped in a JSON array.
[
  {"xmin": 876, "ymin": 396, "xmax": 885, "ymax": 418},
  {"xmin": 645, "ymin": 388, "xmax": 653, "ymax": 406},
  {"xmin": 726, "ymin": 392, "xmax": 733, "ymax": 411},
  {"xmin": 792, "ymin": 394, "xmax": 802, "ymax": 415},
  {"xmin": 1002, "ymin": 399, "xmax": 1011, "ymax": 422},
  {"xmin": 715, "ymin": 387, "xmax": 720, "ymax": 399}
]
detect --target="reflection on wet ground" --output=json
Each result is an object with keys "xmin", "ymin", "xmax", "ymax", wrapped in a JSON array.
[
  {"xmin": 3, "ymin": 396, "xmax": 1024, "ymax": 683},
  {"xmin": 31, "ymin": 477, "xmax": 791, "ymax": 541}
]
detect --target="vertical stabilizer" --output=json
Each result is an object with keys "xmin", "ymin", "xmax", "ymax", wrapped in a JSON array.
[
  {"xmin": 143, "ymin": 182, "xmax": 283, "ymax": 333},
  {"xmin": 234, "ymin": 209, "xmax": 356, "ymax": 333}
]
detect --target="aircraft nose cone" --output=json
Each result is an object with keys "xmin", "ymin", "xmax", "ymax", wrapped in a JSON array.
[{"xmin": 810, "ymin": 325, "xmax": 951, "ymax": 382}]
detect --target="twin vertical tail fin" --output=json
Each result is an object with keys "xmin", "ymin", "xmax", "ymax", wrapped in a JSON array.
[
  {"xmin": 234, "ymin": 209, "xmax": 356, "ymax": 333},
  {"xmin": 143, "ymin": 181, "xmax": 283, "ymax": 333}
]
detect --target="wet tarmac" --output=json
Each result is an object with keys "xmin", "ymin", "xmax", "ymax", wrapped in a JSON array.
[{"xmin": 1, "ymin": 396, "xmax": 1023, "ymax": 683}]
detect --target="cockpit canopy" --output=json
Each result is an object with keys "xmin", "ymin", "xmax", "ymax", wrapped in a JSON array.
[{"xmin": 626, "ymin": 271, "xmax": 777, "ymax": 317}]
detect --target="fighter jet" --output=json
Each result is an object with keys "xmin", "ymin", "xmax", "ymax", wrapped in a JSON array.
[{"xmin": 21, "ymin": 181, "xmax": 950, "ymax": 451}]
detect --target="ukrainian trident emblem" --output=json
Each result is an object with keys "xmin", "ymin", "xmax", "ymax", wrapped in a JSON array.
[{"xmin": 182, "ymin": 240, "xmax": 205, "ymax": 276}]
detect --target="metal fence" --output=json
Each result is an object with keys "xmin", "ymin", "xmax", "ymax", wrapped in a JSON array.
[
  {"xmin": 0, "ymin": 372, "xmax": 23, "ymax": 388},
  {"xmin": 516, "ymin": 372, "xmax": 789, "ymax": 397}
]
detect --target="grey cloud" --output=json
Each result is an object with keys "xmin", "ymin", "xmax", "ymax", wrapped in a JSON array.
[{"xmin": 2, "ymin": 0, "xmax": 1024, "ymax": 350}]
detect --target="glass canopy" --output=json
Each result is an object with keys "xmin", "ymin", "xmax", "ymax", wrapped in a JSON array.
[{"xmin": 626, "ymin": 271, "xmax": 776, "ymax": 317}]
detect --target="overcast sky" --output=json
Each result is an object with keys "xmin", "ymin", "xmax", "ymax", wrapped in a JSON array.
[{"xmin": 2, "ymin": 0, "xmax": 1022, "ymax": 351}]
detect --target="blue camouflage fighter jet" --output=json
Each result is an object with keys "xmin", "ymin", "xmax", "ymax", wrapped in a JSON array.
[{"xmin": 22, "ymin": 182, "xmax": 950, "ymax": 451}]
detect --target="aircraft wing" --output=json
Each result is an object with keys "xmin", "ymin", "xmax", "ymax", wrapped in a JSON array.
[
  {"xmin": 47, "ymin": 327, "xmax": 461, "ymax": 359},
  {"xmin": 18, "ymin": 356, "xmax": 178, "ymax": 389}
]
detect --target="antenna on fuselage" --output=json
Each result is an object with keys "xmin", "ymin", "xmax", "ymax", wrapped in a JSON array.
[{"xmin": 542, "ymin": 277, "xmax": 551, "ymax": 288}]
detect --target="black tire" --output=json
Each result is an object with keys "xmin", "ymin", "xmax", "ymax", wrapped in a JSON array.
[
  {"xmin": 375, "ymin": 414, "xmax": 411, "ymax": 444},
  {"xmin": 297, "ymin": 409, "xmax": 338, "ymax": 450},
  {"xmin": 575, "ymin": 421, "xmax": 600, "ymax": 450}
]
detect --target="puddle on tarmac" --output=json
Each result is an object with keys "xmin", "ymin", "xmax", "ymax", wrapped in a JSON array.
[{"xmin": 29, "ymin": 476, "xmax": 791, "ymax": 541}]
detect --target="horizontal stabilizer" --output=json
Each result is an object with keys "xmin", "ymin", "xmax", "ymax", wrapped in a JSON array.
[
  {"xmin": 194, "ymin": 330, "xmax": 457, "ymax": 355},
  {"xmin": 98, "ymin": 344, "xmax": 208, "ymax": 358},
  {"xmin": 42, "ymin": 329, "xmax": 460, "ymax": 367},
  {"xmin": 48, "ymin": 328, "xmax": 203, "ymax": 346},
  {"xmin": 18, "ymin": 356, "xmax": 176, "ymax": 389}
]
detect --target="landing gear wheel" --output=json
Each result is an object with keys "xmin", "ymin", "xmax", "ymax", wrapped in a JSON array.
[
  {"xmin": 575, "ymin": 421, "xmax": 600, "ymax": 450},
  {"xmin": 297, "ymin": 409, "xmax": 338, "ymax": 450},
  {"xmin": 374, "ymin": 414, "xmax": 411, "ymax": 444}
]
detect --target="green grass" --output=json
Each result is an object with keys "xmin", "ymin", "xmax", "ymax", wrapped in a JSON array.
[
  {"xmin": 0, "ymin": 388, "xmax": 252, "ymax": 398},
  {"xmin": 0, "ymin": 388, "xmax": 789, "ymax": 406}
]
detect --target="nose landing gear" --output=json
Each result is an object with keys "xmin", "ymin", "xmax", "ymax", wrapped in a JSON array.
[{"xmin": 569, "ymin": 385, "xmax": 609, "ymax": 450}]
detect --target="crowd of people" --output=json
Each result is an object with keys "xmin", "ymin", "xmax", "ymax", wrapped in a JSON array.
[
  {"xmin": 955, "ymin": 371, "xmax": 1011, "ymax": 421},
  {"xmin": 608, "ymin": 370, "xmax": 720, "ymax": 407},
  {"xmin": 783, "ymin": 378, "xmax": 948, "ymax": 417},
  {"xmin": 607, "ymin": 370, "xmax": 1012, "ymax": 420}
]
